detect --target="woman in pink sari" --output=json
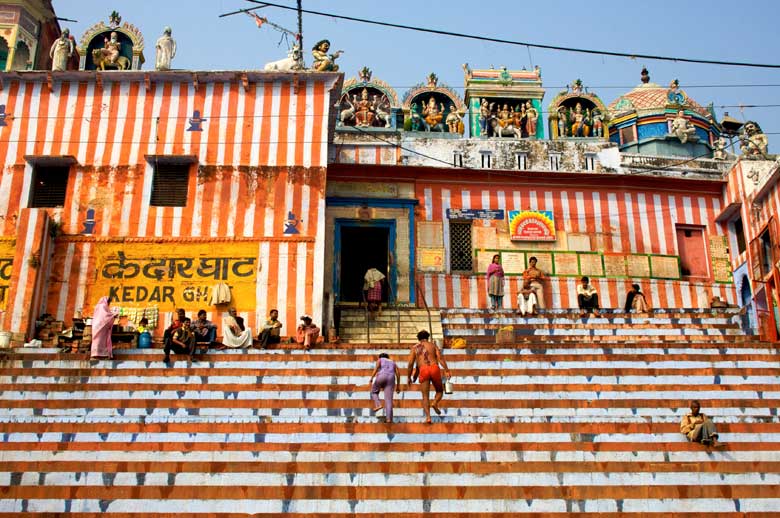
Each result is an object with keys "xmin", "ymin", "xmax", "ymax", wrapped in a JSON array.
[
  {"xmin": 90, "ymin": 296, "xmax": 115, "ymax": 360},
  {"xmin": 486, "ymin": 254, "xmax": 505, "ymax": 310}
]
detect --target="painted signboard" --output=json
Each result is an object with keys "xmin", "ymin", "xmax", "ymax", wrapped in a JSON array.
[
  {"xmin": 418, "ymin": 248, "xmax": 445, "ymax": 272},
  {"xmin": 0, "ymin": 239, "xmax": 14, "ymax": 310},
  {"xmin": 508, "ymin": 210, "xmax": 556, "ymax": 241},
  {"xmin": 446, "ymin": 208, "xmax": 505, "ymax": 220},
  {"xmin": 92, "ymin": 242, "xmax": 258, "ymax": 310}
]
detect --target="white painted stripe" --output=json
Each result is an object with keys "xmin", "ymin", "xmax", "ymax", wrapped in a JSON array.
[
  {"xmin": 227, "ymin": 170, "xmax": 239, "ymax": 237},
  {"xmin": 54, "ymin": 243, "xmax": 76, "ymax": 320},
  {"xmin": 3, "ymin": 81, "xmax": 25, "ymax": 166},
  {"xmin": 127, "ymin": 81, "xmax": 147, "ymax": 166},
  {"xmin": 256, "ymin": 241, "xmax": 270, "ymax": 331},
  {"xmin": 312, "ymin": 195, "xmax": 326, "ymax": 326},
  {"xmin": 592, "ymin": 191, "xmax": 602, "ymax": 233},
  {"xmin": 19, "ymin": 161, "xmax": 33, "ymax": 210},
  {"xmin": 182, "ymin": 82, "xmax": 195, "ymax": 153},
  {"xmin": 216, "ymin": 82, "xmax": 230, "ymax": 165},
  {"xmin": 163, "ymin": 82, "xmax": 180, "ymax": 156},
  {"xmin": 424, "ymin": 187, "xmax": 433, "ymax": 221},
  {"xmin": 73, "ymin": 243, "xmax": 91, "ymax": 315},
  {"xmin": 58, "ymin": 81, "xmax": 78, "ymax": 157},
  {"xmin": 452, "ymin": 274, "xmax": 462, "ymax": 307},
  {"xmin": 437, "ymin": 273, "xmax": 448, "ymax": 307},
  {"xmin": 575, "ymin": 191, "xmax": 586, "ymax": 233},
  {"xmin": 23, "ymin": 82, "xmax": 41, "ymax": 159},
  {"xmin": 9, "ymin": 210, "xmax": 37, "ymax": 331},
  {"xmin": 529, "ymin": 190, "xmax": 538, "ymax": 211},
  {"xmin": 154, "ymin": 202, "xmax": 164, "ymax": 237},
  {"xmin": 92, "ymin": 83, "xmax": 112, "ymax": 165},
  {"xmin": 512, "ymin": 190, "xmax": 521, "ymax": 211},
  {"xmin": 481, "ymin": 189, "xmax": 490, "ymax": 210},
  {"xmin": 302, "ymin": 81, "xmax": 314, "ymax": 168},
  {"xmin": 441, "ymin": 189, "xmax": 451, "ymax": 273},
  {"xmin": 624, "ymin": 193, "xmax": 637, "ymax": 253},
  {"xmin": 198, "ymin": 82, "xmax": 214, "ymax": 166},
  {"xmin": 653, "ymin": 194, "xmax": 667, "ymax": 254},
  {"xmin": 461, "ymin": 190, "xmax": 470, "ymax": 209},
  {"xmin": 636, "ymin": 193, "xmax": 651, "ymax": 253},
  {"xmin": 100, "ymin": 167, "xmax": 115, "ymax": 236},
  {"xmin": 469, "ymin": 275, "xmax": 478, "ymax": 309},
  {"xmin": 608, "ymin": 193, "xmax": 621, "ymax": 251},
  {"xmin": 286, "ymin": 80, "xmax": 298, "ymax": 166},
  {"xmin": 109, "ymin": 81, "xmax": 130, "ymax": 166},
  {"xmin": 276, "ymin": 242, "xmax": 289, "ymax": 331},
  {"xmin": 712, "ymin": 197, "xmax": 724, "ymax": 236},
  {"xmin": 296, "ymin": 241, "xmax": 307, "ymax": 326},
  {"xmin": 682, "ymin": 196, "xmax": 694, "ymax": 224},
  {"xmin": 137, "ymin": 162, "xmax": 154, "ymax": 237},
  {"xmin": 41, "ymin": 81, "xmax": 60, "ymax": 156},
  {"xmin": 561, "ymin": 191, "xmax": 571, "ymax": 233},
  {"xmin": 267, "ymin": 82, "xmax": 281, "ymax": 167}
]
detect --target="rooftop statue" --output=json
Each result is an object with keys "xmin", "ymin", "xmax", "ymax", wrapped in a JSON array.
[
  {"xmin": 671, "ymin": 110, "xmax": 697, "ymax": 144},
  {"xmin": 155, "ymin": 26, "xmax": 176, "ymax": 71},
  {"xmin": 740, "ymin": 121, "xmax": 769, "ymax": 158},
  {"xmin": 264, "ymin": 44, "xmax": 304, "ymax": 71},
  {"xmin": 50, "ymin": 28, "xmax": 74, "ymax": 71},
  {"xmin": 92, "ymin": 31, "xmax": 130, "ymax": 70},
  {"xmin": 713, "ymin": 136, "xmax": 729, "ymax": 160},
  {"xmin": 311, "ymin": 39, "xmax": 343, "ymax": 72}
]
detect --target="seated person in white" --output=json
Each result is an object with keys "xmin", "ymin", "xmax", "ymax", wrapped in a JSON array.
[
  {"xmin": 221, "ymin": 307, "xmax": 253, "ymax": 349},
  {"xmin": 516, "ymin": 280, "xmax": 538, "ymax": 316}
]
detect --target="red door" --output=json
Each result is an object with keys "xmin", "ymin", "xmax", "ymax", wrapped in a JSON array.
[{"xmin": 676, "ymin": 226, "xmax": 709, "ymax": 278}]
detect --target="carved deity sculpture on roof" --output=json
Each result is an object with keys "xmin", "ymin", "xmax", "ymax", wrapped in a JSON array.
[
  {"xmin": 311, "ymin": 39, "xmax": 343, "ymax": 72},
  {"xmin": 570, "ymin": 102, "xmax": 590, "ymax": 137},
  {"xmin": 101, "ymin": 31, "xmax": 121, "ymax": 65},
  {"xmin": 354, "ymin": 88, "xmax": 376, "ymax": 127},
  {"xmin": 50, "ymin": 28, "xmax": 74, "ymax": 71},
  {"xmin": 422, "ymin": 96, "xmax": 445, "ymax": 130},
  {"xmin": 155, "ymin": 26, "xmax": 176, "ymax": 71},
  {"xmin": 739, "ymin": 121, "xmax": 769, "ymax": 158},
  {"xmin": 671, "ymin": 110, "xmax": 697, "ymax": 144},
  {"xmin": 713, "ymin": 136, "xmax": 728, "ymax": 160}
]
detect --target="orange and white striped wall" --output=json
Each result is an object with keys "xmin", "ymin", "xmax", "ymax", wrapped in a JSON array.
[
  {"xmin": 412, "ymin": 171, "xmax": 736, "ymax": 310},
  {"xmin": 0, "ymin": 71, "xmax": 342, "ymax": 340}
]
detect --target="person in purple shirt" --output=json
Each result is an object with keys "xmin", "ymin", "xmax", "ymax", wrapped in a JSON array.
[{"xmin": 368, "ymin": 353, "xmax": 401, "ymax": 423}]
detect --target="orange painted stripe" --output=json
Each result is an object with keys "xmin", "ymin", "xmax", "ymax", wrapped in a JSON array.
[
  {"xmin": 2, "ymin": 483, "xmax": 778, "ymax": 500},
  {"xmin": 117, "ymin": 81, "xmax": 141, "ymax": 166},
  {"xmin": 275, "ymin": 81, "xmax": 290, "ymax": 166},
  {"xmin": 310, "ymin": 80, "xmax": 325, "ymax": 168},
  {"xmin": 32, "ymin": 83, "xmax": 51, "ymax": 156},
  {"xmin": 258, "ymin": 81, "xmax": 273, "ymax": 166},
  {"xmin": 0, "ymin": 80, "xmax": 20, "ymax": 165}
]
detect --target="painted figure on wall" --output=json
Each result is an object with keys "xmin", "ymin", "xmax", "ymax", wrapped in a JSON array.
[
  {"xmin": 525, "ymin": 101, "xmax": 538, "ymax": 138},
  {"xmin": 445, "ymin": 104, "xmax": 461, "ymax": 133},
  {"xmin": 155, "ymin": 26, "xmax": 176, "ymax": 71},
  {"xmin": 478, "ymin": 98, "xmax": 491, "ymax": 136},
  {"xmin": 50, "ymin": 28, "xmax": 74, "ymax": 71},
  {"xmin": 311, "ymin": 39, "xmax": 343, "ymax": 72}
]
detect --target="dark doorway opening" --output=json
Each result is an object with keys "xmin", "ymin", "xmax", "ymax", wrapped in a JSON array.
[{"xmin": 339, "ymin": 226, "xmax": 389, "ymax": 302}]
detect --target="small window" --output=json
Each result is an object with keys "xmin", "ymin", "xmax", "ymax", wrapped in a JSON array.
[
  {"xmin": 584, "ymin": 154, "xmax": 596, "ymax": 171},
  {"xmin": 517, "ymin": 153, "xmax": 527, "ymax": 170},
  {"xmin": 480, "ymin": 152, "xmax": 492, "ymax": 169},
  {"xmin": 733, "ymin": 216, "xmax": 747, "ymax": 255},
  {"xmin": 453, "ymin": 152, "xmax": 463, "ymax": 168},
  {"xmin": 549, "ymin": 153, "xmax": 561, "ymax": 171},
  {"xmin": 620, "ymin": 126, "xmax": 635, "ymax": 145},
  {"xmin": 30, "ymin": 166, "xmax": 69, "ymax": 207},
  {"xmin": 449, "ymin": 221, "xmax": 472, "ymax": 271},
  {"xmin": 150, "ymin": 163, "xmax": 190, "ymax": 207}
]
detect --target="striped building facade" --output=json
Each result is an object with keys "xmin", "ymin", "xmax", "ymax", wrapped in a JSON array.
[{"xmin": 0, "ymin": 70, "xmax": 342, "ymax": 341}]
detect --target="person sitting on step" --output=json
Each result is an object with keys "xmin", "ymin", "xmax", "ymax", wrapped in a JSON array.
[
  {"xmin": 577, "ymin": 276, "xmax": 600, "ymax": 318},
  {"xmin": 624, "ymin": 283, "xmax": 649, "ymax": 314},
  {"xmin": 516, "ymin": 280, "xmax": 538, "ymax": 316},
  {"xmin": 163, "ymin": 317, "xmax": 195, "ymax": 364},
  {"xmin": 295, "ymin": 314, "xmax": 320, "ymax": 351},
  {"xmin": 220, "ymin": 308, "xmax": 253, "ymax": 349},
  {"xmin": 192, "ymin": 309, "xmax": 216, "ymax": 353},
  {"xmin": 257, "ymin": 309, "xmax": 283, "ymax": 349},
  {"xmin": 680, "ymin": 400, "xmax": 721, "ymax": 447}
]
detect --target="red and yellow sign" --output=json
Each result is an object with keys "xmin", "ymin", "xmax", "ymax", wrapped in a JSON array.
[
  {"xmin": 0, "ymin": 239, "xmax": 15, "ymax": 310},
  {"xmin": 508, "ymin": 210, "xmax": 556, "ymax": 241},
  {"xmin": 92, "ymin": 242, "xmax": 259, "ymax": 311}
]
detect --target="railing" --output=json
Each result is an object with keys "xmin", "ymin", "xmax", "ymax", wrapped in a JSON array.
[
  {"xmin": 387, "ymin": 282, "xmax": 401, "ymax": 345},
  {"xmin": 415, "ymin": 279, "xmax": 435, "ymax": 343},
  {"xmin": 620, "ymin": 153, "xmax": 725, "ymax": 174}
]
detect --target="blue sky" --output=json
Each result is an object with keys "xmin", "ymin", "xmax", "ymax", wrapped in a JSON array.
[{"xmin": 54, "ymin": 0, "xmax": 780, "ymax": 149}]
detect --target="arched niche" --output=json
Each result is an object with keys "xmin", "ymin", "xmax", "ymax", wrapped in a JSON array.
[
  {"xmin": 401, "ymin": 75, "xmax": 465, "ymax": 134},
  {"xmin": 548, "ymin": 83, "xmax": 608, "ymax": 139},
  {"xmin": 0, "ymin": 37, "xmax": 8, "ymax": 71},
  {"xmin": 11, "ymin": 41, "xmax": 30, "ymax": 71},
  {"xmin": 338, "ymin": 69, "xmax": 399, "ymax": 130},
  {"xmin": 78, "ymin": 19, "xmax": 145, "ymax": 70}
]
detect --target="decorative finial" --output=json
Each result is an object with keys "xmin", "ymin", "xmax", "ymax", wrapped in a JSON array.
[
  {"xmin": 640, "ymin": 67, "xmax": 650, "ymax": 84},
  {"xmin": 426, "ymin": 72, "xmax": 438, "ymax": 88},
  {"xmin": 109, "ymin": 10, "xmax": 122, "ymax": 28},
  {"xmin": 571, "ymin": 79, "xmax": 583, "ymax": 94},
  {"xmin": 669, "ymin": 79, "xmax": 679, "ymax": 91},
  {"xmin": 358, "ymin": 66, "xmax": 372, "ymax": 83}
]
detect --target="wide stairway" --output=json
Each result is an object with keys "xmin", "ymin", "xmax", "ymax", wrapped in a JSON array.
[{"xmin": 1, "ymin": 309, "xmax": 779, "ymax": 516}]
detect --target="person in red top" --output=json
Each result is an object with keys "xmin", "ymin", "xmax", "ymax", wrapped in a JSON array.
[{"xmin": 407, "ymin": 330, "xmax": 451, "ymax": 424}]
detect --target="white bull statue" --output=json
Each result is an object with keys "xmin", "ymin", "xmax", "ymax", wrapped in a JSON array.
[{"xmin": 263, "ymin": 45, "xmax": 304, "ymax": 71}]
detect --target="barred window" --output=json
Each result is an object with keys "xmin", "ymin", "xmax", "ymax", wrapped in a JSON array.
[
  {"xmin": 30, "ymin": 166, "xmax": 69, "ymax": 207},
  {"xmin": 584, "ymin": 153, "xmax": 597, "ymax": 171},
  {"xmin": 517, "ymin": 153, "xmax": 527, "ymax": 170},
  {"xmin": 449, "ymin": 221, "xmax": 473, "ymax": 271},
  {"xmin": 549, "ymin": 153, "xmax": 561, "ymax": 171},
  {"xmin": 150, "ymin": 163, "xmax": 190, "ymax": 207}
]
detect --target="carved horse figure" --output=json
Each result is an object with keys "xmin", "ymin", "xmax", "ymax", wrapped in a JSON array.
[{"xmin": 92, "ymin": 49, "xmax": 130, "ymax": 70}]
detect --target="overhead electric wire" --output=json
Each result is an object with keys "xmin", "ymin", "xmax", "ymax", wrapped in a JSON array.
[{"xmin": 243, "ymin": 0, "xmax": 780, "ymax": 70}]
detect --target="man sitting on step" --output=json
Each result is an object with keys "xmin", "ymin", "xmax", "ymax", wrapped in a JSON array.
[
  {"xmin": 577, "ymin": 276, "xmax": 600, "ymax": 318},
  {"xmin": 680, "ymin": 400, "xmax": 721, "ymax": 447},
  {"xmin": 163, "ymin": 317, "xmax": 195, "ymax": 364}
]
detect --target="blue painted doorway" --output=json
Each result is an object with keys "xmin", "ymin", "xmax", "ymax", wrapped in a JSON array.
[{"xmin": 334, "ymin": 219, "xmax": 397, "ymax": 303}]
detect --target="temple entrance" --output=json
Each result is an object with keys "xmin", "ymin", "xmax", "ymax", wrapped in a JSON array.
[{"xmin": 335, "ymin": 221, "xmax": 395, "ymax": 303}]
